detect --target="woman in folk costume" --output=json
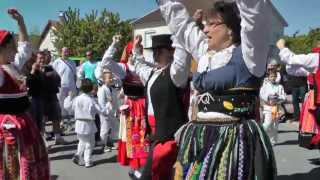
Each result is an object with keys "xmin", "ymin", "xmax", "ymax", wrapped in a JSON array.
[
  {"xmin": 96, "ymin": 35, "xmax": 149, "ymax": 170},
  {"xmin": 130, "ymin": 34, "xmax": 191, "ymax": 179},
  {"xmin": 157, "ymin": 0, "xmax": 277, "ymax": 179},
  {"xmin": 0, "ymin": 9, "xmax": 49, "ymax": 180},
  {"xmin": 277, "ymin": 39, "xmax": 320, "ymax": 149}
]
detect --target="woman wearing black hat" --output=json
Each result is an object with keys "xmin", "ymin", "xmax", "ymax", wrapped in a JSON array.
[
  {"xmin": 157, "ymin": 0, "xmax": 276, "ymax": 179},
  {"xmin": 0, "ymin": 9, "xmax": 49, "ymax": 179},
  {"xmin": 129, "ymin": 34, "xmax": 191, "ymax": 179}
]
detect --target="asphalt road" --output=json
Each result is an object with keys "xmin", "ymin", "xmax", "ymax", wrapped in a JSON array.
[{"xmin": 48, "ymin": 122, "xmax": 320, "ymax": 180}]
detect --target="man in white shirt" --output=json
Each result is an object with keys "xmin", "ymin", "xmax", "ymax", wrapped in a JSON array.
[{"xmin": 51, "ymin": 47, "xmax": 77, "ymax": 142}]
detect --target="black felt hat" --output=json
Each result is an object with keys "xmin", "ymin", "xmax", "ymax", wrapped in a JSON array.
[{"xmin": 148, "ymin": 34, "xmax": 173, "ymax": 49}]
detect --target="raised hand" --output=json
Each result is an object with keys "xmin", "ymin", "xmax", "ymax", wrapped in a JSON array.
[
  {"xmin": 112, "ymin": 35, "xmax": 121, "ymax": 44},
  {"xmin": 193, "ymin": 9, "xmax": 203, "ymax": 24},
  {"xmin": 7, "ymin": 8, "xmax": 24, "ymax": 23},
  {"xmin": 276, "ymin": 39, "xmax": 286, "ymax": 50},
  {"xmin": 133, "ymin": 35, "xmax": 143, "ymax": 55},
  {"xmin": 133, "ymin": 35, "xmax": 142, "ymax": 48},
  {"xmin": 7, "ymin": 8, "xmax": 28, "ymax": 42}
]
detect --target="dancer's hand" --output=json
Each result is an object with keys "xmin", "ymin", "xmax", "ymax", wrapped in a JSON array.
[
  {"xmin": 193, "ymin": 9, "xmax": 203, "ymax": 24},
  {"xmin": 276, "ymin": 39, "xmax": 286, "ymax": 50},
  {"xmin": 134, "ymin": 35, "xmax": 142, "ymax": 47},
  {"xmin": 133, "ymin": 35, "xmax": 143, "ymax": 53},
  {"xmin": 8, "ymin": 8, "xmax": 24, "ymax": 23},
  {"xmin": 112, "ymin": 35, "xmax": 121, "ymax": 44},
  {"xmin": 8, "ymin": 8, "xmax": 29, "ymax": 41}
]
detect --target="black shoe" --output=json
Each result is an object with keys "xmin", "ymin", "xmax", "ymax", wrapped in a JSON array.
[
  {"xmin": 128, "ymin": 170, "xmax": 141, "ymax": 180},
  {"xmin": 45, "ymin": 132, "xmax": 54, "ymax": 141},
  {"xmin": 72, "ymin": 155, "xmax": 79, "ymax": 164},
  {"xmin": 72, "ymin": 155, "xmax": 84, "ymax": 166}
]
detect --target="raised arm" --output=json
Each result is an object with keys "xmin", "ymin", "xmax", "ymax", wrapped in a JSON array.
[
  {"xmin": 157, "ymin": 0, "xmax": 208, "ymax": 61},
  {"xmin": 278, "ymin": 47, "xmax": 319, "ymax": 74},
  {"xmin": 237, "ymin": 0, "xmax": 272, "ymax": 77},
  {"xmin": 286, "ymin": 65, "xmax": 309, "ymax": 77},
  {"xmin": 7, "ymin": 9, "xmax": 32, "ymax": 71},
  {"xmin": 170, "ymin": 37, "xmax": 192, "ymax": 87},
  {"xmin": 100, "ymin": 35, "xmax": 126, "ymax": 80},
  {"xmin": 131, "ymin": 51, "xmax": 153, "ymax": 86}
]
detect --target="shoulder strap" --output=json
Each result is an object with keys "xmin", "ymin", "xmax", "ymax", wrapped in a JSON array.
[{"xmin": 62, "ymin": 60, "xmax": 76, "ymax": 75}]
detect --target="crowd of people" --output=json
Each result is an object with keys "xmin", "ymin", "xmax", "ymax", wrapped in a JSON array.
[{"xmin": 1, "ymin": 0, "xmax": 320, "ymax": 180}]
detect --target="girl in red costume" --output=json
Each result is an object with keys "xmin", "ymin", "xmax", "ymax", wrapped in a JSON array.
[
  {"xmin": 96, "ymin": 35, "xmax": 149, "ymax": 171},
  {"xmin": 0, "ymin": 9, "xmax": 49, "ymax": 180},
  {"xmin": 277, "ymin": 39, "xmax": 320, "ymax": 150}
]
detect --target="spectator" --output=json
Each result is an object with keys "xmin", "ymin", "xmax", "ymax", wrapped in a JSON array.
[{"xmin": 51, "ymin": 47, "xmax": 77, "ymax": 132}]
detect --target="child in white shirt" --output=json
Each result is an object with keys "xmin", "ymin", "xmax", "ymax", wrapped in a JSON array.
[
  {"xmin": 64, "ymin": 79, "xmax": 105, "ymax": 167},
  {"xmin": 260, "ymin": 71, "xmax": 286, "ymax": 145},
  {"xmin": 97, "ymin": 70, "xmax": 119, "ymax": 152}
]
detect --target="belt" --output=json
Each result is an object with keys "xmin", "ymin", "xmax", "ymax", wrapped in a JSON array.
[{"xmin": 197, "ymin": 91, "xmax": 258, "ymax": 119}]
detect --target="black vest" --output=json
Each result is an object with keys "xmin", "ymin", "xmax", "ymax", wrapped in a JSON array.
[{"xmin": 146, "ymin": 66, "xmax": 188, "ymax": 142}]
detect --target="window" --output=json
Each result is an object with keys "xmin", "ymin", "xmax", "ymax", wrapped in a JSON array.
[{"xmin": 144, "ymin": 30, "xmax": 156, "ymax": 48}]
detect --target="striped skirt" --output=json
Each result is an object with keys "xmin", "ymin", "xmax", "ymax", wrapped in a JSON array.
[{"xmin": 174, "ymin": 120, "xmax": 277, "ymax": 180}]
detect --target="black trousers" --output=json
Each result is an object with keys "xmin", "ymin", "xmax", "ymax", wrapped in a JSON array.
[
  {"xmin": 95, "ymin": 114, "xmax": 101, "ymax": 142},
  {"xmin": 291, "ymin": 86, "xmax": 306, "ymax": 121}
]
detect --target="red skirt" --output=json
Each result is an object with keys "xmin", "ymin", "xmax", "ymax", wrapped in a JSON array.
[
  {"xmin": 117, "ymin": 97, "xmax": 149, "ymax": 169},
  {"xmin": 299, "ymin": 90, "xmax": 320, "ymax": 145},
  {"xmin": 300, "ymin": 90, "xmax": 320, "ymax": 134},
  {"xmin": 0, "ymin": 113, "xmax": 50, "ymax": 180},
  {"xmin": 147, "ymin": 115, "xmax": 178, "ymax": 180}
]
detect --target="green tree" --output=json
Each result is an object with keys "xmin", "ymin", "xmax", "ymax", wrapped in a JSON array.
[
  {"xmin": 285, "ymin": 28, "xmax": 320, "ymax": 54},
  {"xmin": 53, "ymin": 7, "xmax": 132, "ymax": 60}
]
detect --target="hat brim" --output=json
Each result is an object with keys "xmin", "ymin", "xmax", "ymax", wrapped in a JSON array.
[{"xmin": 144, "ymin": 45, "xmax": 173, "ymax": 50}]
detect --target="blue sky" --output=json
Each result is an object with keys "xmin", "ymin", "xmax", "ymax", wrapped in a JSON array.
[{"xmin": 0, "ymin": 0, "xmax": 319, "ymax": 36}]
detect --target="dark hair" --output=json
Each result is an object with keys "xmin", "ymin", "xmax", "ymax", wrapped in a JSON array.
[
  {"xmin": 0, "ymin": 33, "xmax": 14, "ymax": 51},
  {"xmin": 208, "ymin": 1, "xmax": 241, "ymax": 44},
  {"xmin": 80, "ymin": 79, "xmax": 93, "ymax": 93},
  {"xmin": 36, "ymin": 51, "xmax": 45, "ymax": 56}
]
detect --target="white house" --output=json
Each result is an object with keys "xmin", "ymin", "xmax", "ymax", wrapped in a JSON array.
[
  {"xmin": 132, "ymin": 0, "xmax": 288, "ymax": 64},
  {"xmin": 38, "ymin": 20, "xmax": 60, "ymax": 58}
]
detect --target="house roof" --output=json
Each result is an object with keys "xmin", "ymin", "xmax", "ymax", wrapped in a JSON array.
[
  {"xmin": 38, "ymin": 20, "xmax": 60, "ymax": 48},
  {"xmin": 132, "ymin": 0, "xmax": 288, "ymax": 27},
  {"xmin": 269, "ymin": 1, "xmax": 288, "ymax": 27}
]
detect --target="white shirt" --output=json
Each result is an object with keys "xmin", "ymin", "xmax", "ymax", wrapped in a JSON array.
[
  {"xmin": 51, "ymin": 58, "xmax": 77, "ymax": 90},
  {"xmin": 64, "ymin": 93, "xmax": 104, "ymax": 134},
  {"xmin": 158, "ymin": 0, "xmax": 272, "ymax": 77},
  {"xmin": 279, "ymin": 48, "xmax": 319, "ymax": 75},
  {"xmin": 98, "ymin": 43, "xmax": 127, "ymax": 80},
  {"xmin": 260, "ymin": 80, "xmax": 286, "ymax": 112},
  {"xmin": 131, "ymin": 37, "xmax": 192, "ymax": 115},
  {"xmin": 97, "ymin": 84, "xmax": 119, "ymax": 117},
  {"xmin": 0, "ymin": 41, "xmax": 32, "ymax": 87}
]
